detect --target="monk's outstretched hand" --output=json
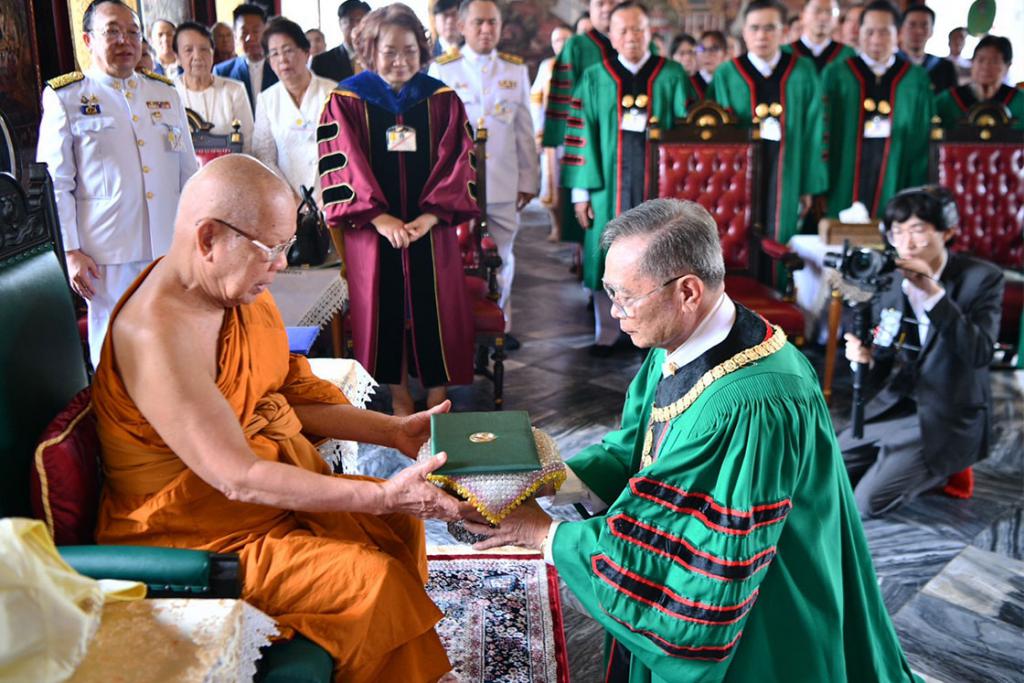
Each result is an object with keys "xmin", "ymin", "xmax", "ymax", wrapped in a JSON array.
[
  {"xmin": 463, "ymin": 498, "xmax": 552, "ymax": 551},
  {"xmin": 381, "ymin": 452, "xmax": 471, "ymax": 521},
  {"xmin": 393, "ymin": 400, "xmax": 451, "ymax": 458}
]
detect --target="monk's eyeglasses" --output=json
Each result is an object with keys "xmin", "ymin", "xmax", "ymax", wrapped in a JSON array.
[
  {"xmin": 203, "ymin": 218, "xmax": 297, "ymax": 262},
  {"xmin": 603, "ymin": 274, "xmax": 685, "ymax": 318}
]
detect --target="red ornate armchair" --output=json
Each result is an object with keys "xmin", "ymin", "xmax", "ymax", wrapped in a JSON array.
[
  {"xmin": 648, "ymin": 102, "xmax": 806, "ymax": 345},
  {"xmin": 185, "ymin": 109, "xmax": 243, "ymax": 166},
  {"xmin": 459, "ymin": 119, "xmax": 506, "ymax": 409},
  {"xmin": 930, "ymin": 102, "xmax": 1023, "ymax": 355}
]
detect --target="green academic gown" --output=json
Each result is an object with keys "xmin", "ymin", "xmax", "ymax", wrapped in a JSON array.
[
  {"xmin": 708, "ymin": 53, "xmax": 826, "ymax": 246},
  {"xmin": 552, "ymin": 304, "xmax": 920, "ymax": 683},
  {"xmin": 561, "ymin": 56, "xmax": 692, "ymax": 291},
  {"xmin": 543, "ymin": 29, "xmax": 617, "ymax": 246},
  {"xmin": 934, "ymin": 83, "xmax": 1024, "ymax": 130},
  {"xmin": 783, "ymin": 39, "xmax": 857, "ymax": 73},
  {"xmin": 822, "ymin": 55, "xmax": 933, "ymax": 218}
]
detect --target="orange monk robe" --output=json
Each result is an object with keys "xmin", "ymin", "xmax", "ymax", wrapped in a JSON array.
[{"xmin": 91, "ymin": 267, "xmax": 451, "ymax": 683}]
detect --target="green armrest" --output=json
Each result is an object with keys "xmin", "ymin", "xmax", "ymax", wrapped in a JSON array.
[
  {"xmin": 59, "ymin": 545, "xmax": 241, "ymax": 598},
  {"xmin": 257, "ymin": 635, "xmax": 334, "ymax": 683}
]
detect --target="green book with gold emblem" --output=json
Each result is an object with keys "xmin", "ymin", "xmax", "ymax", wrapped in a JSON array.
[{"xmin": 430, "ymin": 411, "xmax": 540, "ymax": 475}]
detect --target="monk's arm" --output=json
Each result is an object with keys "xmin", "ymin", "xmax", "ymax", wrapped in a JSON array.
[
  {"xmin": 118, "ymin": 327, "xmax": 460, "ymax": 518},
  {"xmin": 292, "ymin": 403, "xmax": 401, "ymax": 448},
  {"xmin": 291, "ymin": 401, "xmax": 441, "ymax": 459}
]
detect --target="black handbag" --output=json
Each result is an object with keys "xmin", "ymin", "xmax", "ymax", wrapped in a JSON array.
[{"xmin": 288, "ymin": 185, "xmax": 330, "ymax": 267}]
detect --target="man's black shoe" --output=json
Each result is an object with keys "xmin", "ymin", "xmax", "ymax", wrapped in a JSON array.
[
  {"xmin": 588, "ymin": 344, "xmax": 614, "ymax": 358},
  {"xmin": 504, "ymin": 333, "xmax": 521, "ymax": 351}
]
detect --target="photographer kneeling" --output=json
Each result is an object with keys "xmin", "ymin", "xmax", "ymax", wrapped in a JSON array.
[{"xmin": 839, "ymin": 186, "xmax": 1004, "ymax": 517}]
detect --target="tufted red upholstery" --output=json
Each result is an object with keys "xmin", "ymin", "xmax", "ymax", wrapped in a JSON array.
[
  {"xmin": 936, "ymin": 143, "xmax": 1024, "ymax": 268},
  {"xmin": 656, "ymin": 143, "xmax": 754, "ymax": 270},
  {"xmin": 653, "ymin": 135, "xmax": 805, "ymax": 343}
]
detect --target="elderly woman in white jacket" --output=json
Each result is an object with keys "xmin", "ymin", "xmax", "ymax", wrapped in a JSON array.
[
  {"xmin": 172, "ymin": 22, "xmax": 253, "ymax": 152},
  {"xmin": 252, "ymin": 17, "xmax": 336, "ymax": 199}
]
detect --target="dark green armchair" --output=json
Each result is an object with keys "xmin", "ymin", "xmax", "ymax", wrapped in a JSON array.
[{"xmin": 0, "ymin": 165, "xmax": 332, "ymax": 682}]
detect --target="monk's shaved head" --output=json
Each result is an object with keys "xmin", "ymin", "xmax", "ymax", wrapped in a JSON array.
[{"xmin": 176, "ymin": 154, "xmax": 296, "ymax": 245}]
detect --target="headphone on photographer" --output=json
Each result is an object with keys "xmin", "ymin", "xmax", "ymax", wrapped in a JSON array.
[{"xmin": 882, "ymin": 184, "xmax": 960, "ymax": 236}]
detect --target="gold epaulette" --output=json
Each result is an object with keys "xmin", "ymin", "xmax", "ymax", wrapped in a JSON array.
[
  {"xmin": 139, "ymin": 68, "xmax": 174, "ymax": 86},
  {"xmin": 436, "ymin": 49, "xmax": 462, "ymax": 65},
  {"xmin": 46, "ymin": 71, "xmax": 84, "ymax": 90},
  {"xmin": 498, "ymin": 52, "xmax": 523, "ymax": 65}
]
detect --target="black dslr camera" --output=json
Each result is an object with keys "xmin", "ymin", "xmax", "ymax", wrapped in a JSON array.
[
  {"xmin": 823, "ymin": 240, "xmax": 898, "ymax": 292},
  {"xmin": 824, "ymin": 240, "xmax": 899, "ymax": 439}
]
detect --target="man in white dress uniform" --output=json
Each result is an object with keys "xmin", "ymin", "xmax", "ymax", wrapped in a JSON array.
[
  {"xmin": 429, "ymin": 0, "xmax": 538, "ymax": 347},
  {"xmin": 36, "ymin": 0, "xmax": 198, "ymax": 368}
]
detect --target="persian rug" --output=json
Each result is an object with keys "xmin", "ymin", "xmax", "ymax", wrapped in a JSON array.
[{"xmin": 427, "ymin": 553, "xmax": 569, "ymax": 683}]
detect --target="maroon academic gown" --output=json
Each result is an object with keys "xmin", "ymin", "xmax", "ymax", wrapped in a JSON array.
[{"xmin": 318, "ymin": 72, "xmax": 478, "ymax": 387}]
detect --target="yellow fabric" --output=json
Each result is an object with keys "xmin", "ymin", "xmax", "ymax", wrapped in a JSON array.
[
  {"xmin": 92, "ymin": 264, "xmax": 451, "ymax": 683},
  {"xmin": 0, "ymin": 518, "xmax": 144, "ymax": 683}
]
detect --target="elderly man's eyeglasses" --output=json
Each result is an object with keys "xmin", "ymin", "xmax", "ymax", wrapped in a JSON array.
[
  {"xmin": 92, "ymin": 26, "xmax": 143, "ymax": 43},
  {"xmin": 204, "ymin": 218, "xmax": 296, "ymax": 262},
  {"xmin": 603, "ymin": 274, "xmax": 685, "ymax": 318}
]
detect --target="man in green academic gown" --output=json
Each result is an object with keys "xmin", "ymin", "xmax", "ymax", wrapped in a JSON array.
[
  {"xmin": 562, "ymin": 2, "xmax": 692, "ymax": 353},
  {"xmin": 542, "ymin": 0, "xmax": 622, "ymax": 247},
  {"xmin": 934, "ymin": 35, "xmax": 1024, "ymax": 130},
  {"xmin": 821, "ymin": 0, "xmax": 933, "ymax": 218},
  {"xmin": 709, "ymin": 0, "xmax": 826, "ymax": 248},
  {"xmin": 783, "ymin": 0, "xmax": 856, "ymax": 72},
  {"xmin": 465, "ymin": 198, "xmax": 920, "ymax": 683}
]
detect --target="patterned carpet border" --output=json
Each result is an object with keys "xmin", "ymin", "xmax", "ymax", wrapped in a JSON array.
[{"xmin": 427, "ymin": 553, "xmax": 569, "ymax": 683}]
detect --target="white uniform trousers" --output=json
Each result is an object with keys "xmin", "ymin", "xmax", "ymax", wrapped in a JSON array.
[
  {"xmin": 487, "ymin": 201, "xmax": 519, "ymax": 333},
  {"xmin": 87, "ymin": 260, "xmax": 149, "ymax": 369},
  {"xmin": 593, "ymin": 288, "xmax": 620, "ymax": 346}
]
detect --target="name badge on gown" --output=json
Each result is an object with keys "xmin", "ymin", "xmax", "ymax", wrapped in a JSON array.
[
  {"xmin": 759, "ymin": 116, "xmax": 782, "ymax": 141},
  {"xmin": 621, "ymin": 108, "xmax": 648, "ymax": 133},
  {"xmin": 386, "ymin": 125, "xmax": 417, "ymax": 152},
  {"xmin": 864, "ymin": 116, "xmax": 891, "ymax": 139}
]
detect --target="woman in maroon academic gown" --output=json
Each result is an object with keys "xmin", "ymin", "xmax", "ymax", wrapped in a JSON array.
[{"xmin": 318, "ymin": 3, "xmax": 478, "ymax": 415}]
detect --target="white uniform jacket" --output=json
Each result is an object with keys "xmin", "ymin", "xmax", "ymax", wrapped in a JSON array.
[
  {"xmin": 429, "ymin": 48, "xmax": 539, "ymax": 204},
  {"xmin": 36, "ymin": 68, "xmax": 198, "ymax": 265}
]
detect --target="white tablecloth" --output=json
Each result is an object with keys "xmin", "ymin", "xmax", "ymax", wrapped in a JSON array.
[
  {"xmin": 268, "ymin": 267, "xmax": 348, "ymax": 328},
  {"xmin": 309, "ymin": 358, "xmax": 378, "ymax": 472},
  {"xmin": 789, "ymin": 235, "xmax": 843, "ymax": 343},
  {"xmin": 70, "ymin": 599, "xmax": 278, "ymax": 683}
]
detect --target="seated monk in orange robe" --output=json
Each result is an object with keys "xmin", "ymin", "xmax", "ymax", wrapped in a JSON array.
[{"xmin": 91, "ymin": 155, "xmax": 470, "ymax": 683}]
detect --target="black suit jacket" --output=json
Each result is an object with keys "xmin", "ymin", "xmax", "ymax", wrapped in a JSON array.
[
  {"xmin": 864, "ymin": 252, "xmax": 1004, "ymax": 475},
  {"xmin": 311, "ymin": 45, "xmax": 354, "ymax": 84}
]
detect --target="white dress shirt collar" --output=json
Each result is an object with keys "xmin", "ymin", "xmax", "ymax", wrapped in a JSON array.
[
  {"xmin": 662, "ymin": 292, "xmax": 736, "ymax": 377},
  {"xmin": 463, "ymin": 45, "xmax": 496, "ymax": 64},
  {"xmin": 88, "ymin": 67, "xmax": 134, "ymax": 89},
  {"xmin": 858, "ymin": 51, "xmax": 896, "ymax": 76},
  {"xmin": 619, "ymin": 51, "xmax": 652, "ymax": 75},
  {"xmin": 800, "ymin": 35, "xmax": 830, "ymax": 57},
  {"xmin": 746, "ymin": 50, "xmax": 782, "ymax": 78},
  {"xmin": 699, "ymin": 68, "xmax": 714, "ymax": 83}
]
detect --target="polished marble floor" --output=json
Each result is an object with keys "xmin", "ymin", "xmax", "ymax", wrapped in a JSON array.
[{"xmin": 352, "ymin": 206, "xmax": 1024, "ymax": 682}]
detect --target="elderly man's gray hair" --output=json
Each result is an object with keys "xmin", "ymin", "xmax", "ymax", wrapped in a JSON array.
[{"xmin": 601, "ymin": 199, "xmax": 726, "ymax": 286}]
